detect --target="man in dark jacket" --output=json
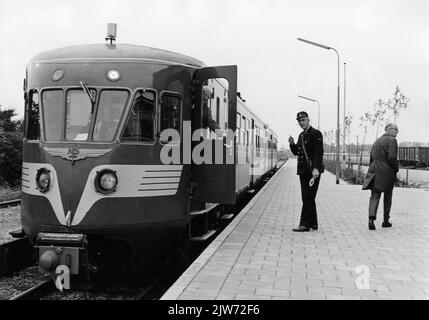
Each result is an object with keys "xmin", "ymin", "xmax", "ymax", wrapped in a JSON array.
[
  {"xmin": 363, "ymin": 123, "xmax": 399, "ymax": 230},
  {"xmin": 289, "ymin": 111, "xmax": 324, "ymax": 232},
  {"xmin": 202, "ymin": 85, "xmax": 221, "ymax": 132}
]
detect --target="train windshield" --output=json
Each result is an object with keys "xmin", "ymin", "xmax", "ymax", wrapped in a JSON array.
[
  {"xmin": 93, "ymin": 90, "xmax": 129, "ymax": 141},
  {"xmin": 42, "ymin": 90, "xmax": 65, "ymax": 141},
  {"xmin": 66, "ymin": 89, "xmax": 94, "ymax": 141},
  {"xmin": 42, "ymin": 88, "xmax": 129, "ymax": 142}
]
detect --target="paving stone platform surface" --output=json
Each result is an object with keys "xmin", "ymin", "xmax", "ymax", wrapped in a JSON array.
[{"xmin": 162, "ymin": 159, "xmax": 429, "ymax": 300}]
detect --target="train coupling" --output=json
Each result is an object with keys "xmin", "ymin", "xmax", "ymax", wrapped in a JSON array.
[{"xmin": 35, "ymin": 233, "xmax": 88, "ymax": 275}]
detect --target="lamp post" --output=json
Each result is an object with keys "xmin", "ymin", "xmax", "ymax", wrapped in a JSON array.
[
  {"xmin": 297, "ymin": 95, "xmax": 320, "ymax": 129},
  {"xmin": 297, "ymin": 37, "xmax": 341, "ymax": 184},
  {"xmin": 343, "ymin": 62, "xmax": 347, "ymax": 160}
]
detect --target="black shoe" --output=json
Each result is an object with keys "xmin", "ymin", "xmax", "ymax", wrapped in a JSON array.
[
  {"xmin": 293, "ymin": 226, "xmax": 310, "ymax": 232},
  {"xmin": 382, "ymin": 221, "xmax": 392, "ymax": 228},
  {"xmin": 311, "ymin": 225, "xmax": 318, "ymax": 230},
  {"xmin": 369, "ymin": 219, "xmax": 376, "ymax": 230}
]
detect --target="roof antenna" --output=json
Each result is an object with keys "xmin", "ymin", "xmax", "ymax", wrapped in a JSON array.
[{"xmin": 105, "ymin": 23, "xmax": 117, "ymax": 45}]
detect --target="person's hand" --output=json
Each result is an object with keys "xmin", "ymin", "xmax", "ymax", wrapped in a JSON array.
[
  {"xmin": 288, "ymin": 135, "xmax": 295, "ymax": 145},
  {"xmin": 312, "ymin": 168, "xmax": 319, "ymax": 179}
]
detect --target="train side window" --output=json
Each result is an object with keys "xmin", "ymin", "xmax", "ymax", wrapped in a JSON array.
[
  {"xmin": 160, "ymin": 93, "xmax": 181, "ymax": 143},
  {"xmin": 224, "ymin": 97, "xmax": 228, "ymax": 131},
  {"xmin": 66, "ymin": 89, "xmax": 95, "ymax": 141},
  {"xmin": 42, "ymin": 89, "xmax": 64, "ymax": 141},
  {"xmin": 93, "ymin": 90, "xmax": 129, "ymax": 142},
  {"xmin": 246, "ymin": 119, "xmax": 250, "ymax": 146},
  {"xmin": 26, "ymin": 89, "xmax": 40, "ymax": 140},
  {"xmin": 251, "ymin": 119, "xmax": 254, "ymax": 146},
  {"xmin": 121, "ymin": 90, "xmax": 155, "ymax": 142},
  {"xmin": 242, "ymin": 115, "xmax": 246, "ymax": 145},
  {"xmin": 236, "ymin": 112, "xmax": 241, "ymax": 144},
  {"xmin": 256, "ymin": 126, "xmax": 260, "ymax": 157},
  {"xmin": 216, "ymin": 97, "xmax": 220, "ymax": 124}
]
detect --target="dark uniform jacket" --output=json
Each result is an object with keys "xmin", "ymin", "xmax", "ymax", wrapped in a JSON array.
[
  {"xmin": 290, "ymin": 126, "xmax": 324, "ymax": 175},
  {"xmin": 363, "ymin": 133, "xmax": 398, "ymax": 192}
]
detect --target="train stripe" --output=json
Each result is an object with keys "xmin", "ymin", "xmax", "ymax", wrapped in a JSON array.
[
  {"xmin": 143, "ymin": 171, "xmax": 182, "ymax": 178},
  {"xmin": 145, "ymin": 170, "xmax": 182, "ymax": 172},
  {"xmin": 140, "ymin": 177, "xmax": 180, "ymax": 184},
  {"xmin": 138, "ymin": 184, "xmax": 179, "ymax": 190}
]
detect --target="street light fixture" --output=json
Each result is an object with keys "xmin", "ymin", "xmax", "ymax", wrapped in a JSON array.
[
  {"xmin": 297, "ymin": 95, "xmax": 320, "ymax": 130},
  {"xmin": 297, "ymin": 37, "xmax": 341, "ymax": 185}
]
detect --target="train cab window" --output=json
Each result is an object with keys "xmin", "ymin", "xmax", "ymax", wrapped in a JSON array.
[
  {"xmin": 93, "ymin": 90, "xmax": 129, "ymax": 142},
  {"xmin": 26, "ymin": 90, "xmax": 40, "ymax": 140},
  {"xmin": 121, "ymin": 90, "xmax": 155, "ymax": 142},
  {"xmin": 160, "ymin": 93, "xmax": 181, "ymax": 143},
  {"xmin": 66, "ymin": 89, "xmax": 95, "ymax": 141},
  {"xmin": 42, "ymin": 89, "xmax": 64, "ymax": 141}
]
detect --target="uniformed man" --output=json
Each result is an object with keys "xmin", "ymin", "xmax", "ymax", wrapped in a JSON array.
[
  {"xmin": 289, "ymin": 111, "xmax": 324, "ymax": 232},
  {"xmin": 362, "ymin": 123, "xmax": 399, "ymax": 230},
  {"xmin": 202, "ymin": 85, "xmax": 221, "ymax": 132}
]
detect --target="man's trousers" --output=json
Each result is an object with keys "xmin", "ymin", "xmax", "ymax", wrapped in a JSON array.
[
  {"xmin": 369, "ymin": 189, "xmax": 392, "ymax": 221},
  {"xmin": 299, "ymin": 173, "xmax": 321, "ymax": 228}
]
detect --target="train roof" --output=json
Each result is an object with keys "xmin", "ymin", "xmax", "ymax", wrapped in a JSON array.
[
  {"xmin": 399, "ymin": 142, "xmax": 429, "ymax": 147},
  {"xmin": 28, "ymin": 43, "xmax": 206, "ymax": 68}
]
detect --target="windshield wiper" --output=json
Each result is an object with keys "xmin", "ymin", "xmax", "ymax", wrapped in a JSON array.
[{"xmin": 79, "ymin": 81, "xmax": 95, "ymax": 105}]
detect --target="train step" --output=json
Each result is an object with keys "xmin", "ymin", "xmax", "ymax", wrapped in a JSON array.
[
  {"xmin": 220, "ymin": 214, "xmax": 234, "ymax": 220},
  {"xmin": 188, "ymin": 203, "xmax": 219, "ymax": 216},
  {"xmin": 190, "ymin": 230, "xmax": 216, "ymax": 242}
]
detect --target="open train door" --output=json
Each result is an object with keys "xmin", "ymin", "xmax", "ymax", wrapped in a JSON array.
[{"xmin": 191, "ymin": 65, "xmax": 237, "ymax": 204}]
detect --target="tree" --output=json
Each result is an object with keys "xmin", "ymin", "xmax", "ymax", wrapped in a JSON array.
[
  {"xmin": 0, "ymin": 107, "xmax": 23, "ymax": 187},
  {"xmin": 385, "ymin": 86, "xmax": 410, "ymax": 124},
  {"xmin": 357, "ymin": 111, "xmax": 374, "ymax": 182},
  {"xmin": 344, "ymin": 112, "xmax": 353, "ymax": 152},
  {"xmin": 372, "ymin": 98, "xmax": 388, "ymax": 139}
]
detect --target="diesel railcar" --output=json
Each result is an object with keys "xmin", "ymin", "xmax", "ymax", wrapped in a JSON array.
[{"xmin": 20, "ymin": 26, "xmax": 278, "ymax": 276}]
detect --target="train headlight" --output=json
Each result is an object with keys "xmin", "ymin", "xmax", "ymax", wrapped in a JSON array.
[
  {"xmin": 36, "ymin": 168, "xmax": 51, "ymax": 193},
  {"xmin": 106, "ymin": 69, "xmax": 121, "ymax": 82},
  {"xmin": 51, "ymin": 68, "xmax": 64, "ymax": 82},
  {"xmin": 95, "ymin": 169, "xmax": 118, "ymax": 194}
]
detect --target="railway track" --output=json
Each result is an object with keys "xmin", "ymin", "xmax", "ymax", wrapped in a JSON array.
[
  {"xmin": 9, "ymin": 278, "xmax": 54, "ymax": 300},
  {"xmin": 6, "ymin": 273, "xmax": 158, "ymax": 300},
  {"xmin": 0, "ymin": 199, "xmax": 21, "ymax": 209}
]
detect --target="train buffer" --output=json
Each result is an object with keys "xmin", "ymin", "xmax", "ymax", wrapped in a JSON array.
[{"xmin": 162, "ymin": 158, "xmax": 429, "ymax": 300}]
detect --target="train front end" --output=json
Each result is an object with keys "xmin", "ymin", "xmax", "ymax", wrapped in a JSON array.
[{"xmin": 21, "ymin": 43, "xmax": 199, "ymax": 275}]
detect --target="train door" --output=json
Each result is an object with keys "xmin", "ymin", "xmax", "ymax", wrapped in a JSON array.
[{"xmin": 191, "ymin": 65, "xmax": 237, "ymax": 204}]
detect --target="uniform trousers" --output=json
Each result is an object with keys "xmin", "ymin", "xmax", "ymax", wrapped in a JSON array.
[{"xmin": 299, "ymin": 173, "xmax": 321, "ymax": 227}]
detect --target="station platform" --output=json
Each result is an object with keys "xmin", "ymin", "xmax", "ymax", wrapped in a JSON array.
[{"xmin": 161, "ymin": 159, "xmax": 429, "ymax": 300}]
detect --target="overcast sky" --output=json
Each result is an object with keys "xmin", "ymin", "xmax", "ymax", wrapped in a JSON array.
[{"xmin": 1, "ymin": 0, "xmax": 428, "ymax": 147}]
